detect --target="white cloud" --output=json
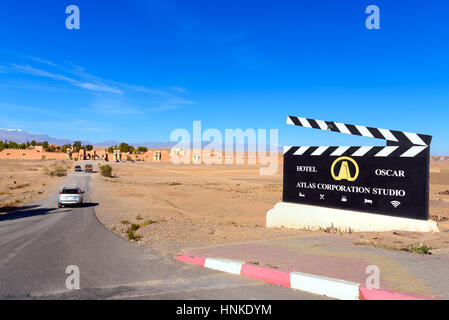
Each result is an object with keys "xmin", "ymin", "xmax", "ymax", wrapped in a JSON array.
[
  {"xmin": 9, "ymin": 64, "xmax": 122, "ymax": 94},
  {"xmin": 5, "ymin": 54, "xmax": 195, "ymax": 114}
]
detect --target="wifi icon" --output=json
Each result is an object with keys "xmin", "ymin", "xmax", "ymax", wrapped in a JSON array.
[{"xmin": 391, "ymin": 200, "xmax": 401, "ymax": 208}]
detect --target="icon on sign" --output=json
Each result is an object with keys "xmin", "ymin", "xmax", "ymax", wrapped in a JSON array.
[
  {"xmin": 320, "ymin": 194, "xmax": 325, "ymax": 200},
  {"xmin": 299, "ymin": 193, "xmax": 306, "ymax": 198},
  {"xmin": 364, "ymin": 199, "xmax": 373, "ymax": 205},
  {"xmin": 391, "ymin": 200, "xmax": 401, "ymax": 208},
  {"xmin": 331, "ymin": 156, "xmax": 359, "ymax": 182},
  {"xmin": 341, "ymin": 196, "xmax": 348, "ymax": 202}
]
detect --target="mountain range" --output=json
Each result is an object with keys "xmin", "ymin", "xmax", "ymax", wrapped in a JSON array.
[
  {"xmin": 0, "ymin": 129, "xmax": 176, "ymax": 149},
  {"xmin": 0, "ymin": 129, "xmax": 282, "ymax": 151}
]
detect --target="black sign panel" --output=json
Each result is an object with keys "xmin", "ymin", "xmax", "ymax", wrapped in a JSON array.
[{"xmin": 283, "ymin": 146, "xmax": 430, "ymax": 220}]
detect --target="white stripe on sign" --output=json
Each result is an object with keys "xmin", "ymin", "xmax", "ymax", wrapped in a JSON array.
[
  {"xmin": 355, "ymin": 125, "xmax": 374, "ymax": 138},
  {"xmin": 286, "ymin": 117, "xmax": 295, "ymax": 125},
  {"xmin": 204, "ymin": 258, "xmax": 244, "ymax": 275},
  {"xmin": 403, "ymin": 132, "xmax": 427, "ymax": 146},
  {"xmin": 330, "ymin": 146, "xmax": 351, "ymax": 156},
  {"xmin": 400, "ymin": 146, "xmax": 427, "ymax": 157},
  {"xmin": 293, "ymin": 146, "xmax": 310, "ymax": 155},
  {"xmin": 378, "ymin": 128, "xmax": 398, "ymax": 142},
  {"xmin": 316, "ymin": 120, "xmax": 329, "ymax": 131},
  {"xmin": 335, "ymin": 122, "xmax": 351, "ymax": 135},
  {"xmin": 352, "ymin": 146, "xmax": 373, "ymax": 157},
  {"xmin": 311, "ymin": 146, "xmax": 329, "ymax": 156},
  {"xmin": 283, "ymin": 146, "xmax": 292, "ymax": 154},
  {"xmin": 298, "ymin": 117, "xmax": 312, "ymax": 128},
  {"xmin": 375, "ymin": 146, "xmax": 399, "ymax": 157}
]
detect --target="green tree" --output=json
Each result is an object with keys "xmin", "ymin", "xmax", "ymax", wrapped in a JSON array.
[
  {"xmin": 31, "ymin": 140, "xmax": 37, "ymax": 147},
  {"xmin": 62, "ymin": 144, "xmax": 72, "ymax": 153},
  {"xmin": 73, "ymin": 141, "xmax": 82, "ymax": 152},
  {"xmin": 8, "ymin": 141, "xmax": 18, "ymax": 149},
  {"xmin": 84, "ymin": 144, "xmax": 94, "ymax": 151},
  {"xmin": 119, "ymin": 142, "xmax": 130, "ymax": 153},
  {"xmin": 107, "ymin": 146, "xmax": 114, "ymax": 153},
  {"xmin": 137, "ymin": 146, "xmax": 148, "ymax": 153},
  {"xmin": 0, "ymin": 141, "xmax": 5, "ymax": 151},
  {"xmin": 42, "ymin": 141, "xmax": 49, "ymax": 151}
]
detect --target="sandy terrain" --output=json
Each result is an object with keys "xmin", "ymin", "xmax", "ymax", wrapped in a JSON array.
[
  {"xmin": 91, "ymin": 160, "xmax": 449, "ymax": 256},
  {"xmin": 0, "ymin": 159, "xmax": 72, "ymax": 214}
]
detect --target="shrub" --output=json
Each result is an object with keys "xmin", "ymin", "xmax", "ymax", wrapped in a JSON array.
[
  {"xmin": 401, "ymin": 244, "xmax": 432, "ymax": 255},
  {"xmin": 55, "ymin": 166, "xmax": 67, "ymax": 177},
  {"xmin": 127, "ymin": 230, "xmax": 142, "ymax": 241},
  {"xmin": 130, "ymin": 223, "xmax": 140, "ymax": 232},
  {"xmin": 99, "ymin": 164, "xmax": 113, "ymax": 177},
  {"xmin": 141, "ymin": 219, "xmax": 158, "ymax": 227}
]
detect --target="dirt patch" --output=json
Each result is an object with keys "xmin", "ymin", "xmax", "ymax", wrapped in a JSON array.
[
  {"xmin": 91, "ymin": 161, "xmax": 449, "ymax": 256},
  {"xmin": 0, "ymin": 159, "xmax": 71, "ymax": 214}
]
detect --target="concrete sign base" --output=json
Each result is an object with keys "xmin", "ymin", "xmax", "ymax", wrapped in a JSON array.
[{"xmin": 266, "ymin": 202, "xmax": 439, "ymax": 233}]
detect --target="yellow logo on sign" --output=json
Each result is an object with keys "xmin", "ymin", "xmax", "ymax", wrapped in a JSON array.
[{"xmin": 331, "ymin": 156, "xmax": 359, "ymax": 181}]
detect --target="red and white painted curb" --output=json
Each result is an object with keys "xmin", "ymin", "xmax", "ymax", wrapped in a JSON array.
[{"xmin": 177, "ymin": 254, "xmax": 431, "ymax": 300}]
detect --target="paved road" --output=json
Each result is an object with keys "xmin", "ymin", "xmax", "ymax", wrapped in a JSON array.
[{"xmin": 0, "ymin": 173, "xmax": 326, "ymax": 300}]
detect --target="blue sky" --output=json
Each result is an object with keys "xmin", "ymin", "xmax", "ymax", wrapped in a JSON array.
[{"xmin": 0, "ymin": 0, "xmax": 448, "ymax": 154}]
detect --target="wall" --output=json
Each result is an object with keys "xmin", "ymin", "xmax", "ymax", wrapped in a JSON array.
[{"xmin": 0, "ymin": 149, "xmax": 69, "ymax": 160}]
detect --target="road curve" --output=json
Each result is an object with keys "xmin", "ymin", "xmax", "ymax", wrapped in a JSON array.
[{"xmin": 0, "ymin": 172, "xmax": 325, "ymax": 300}]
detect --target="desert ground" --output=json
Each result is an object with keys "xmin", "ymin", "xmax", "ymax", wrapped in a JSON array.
[
  {"xmin": 0, "ymin": 159, "xmax": 72, "ymax": 214},
  {"xmin": 90, "ymin": 160, "xmax": 449, "ymax": 256}
]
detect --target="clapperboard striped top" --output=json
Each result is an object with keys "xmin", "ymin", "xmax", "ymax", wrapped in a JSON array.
[{"xmin": 284, "ymin": 116, "xmax": 432, "ymax": 158}]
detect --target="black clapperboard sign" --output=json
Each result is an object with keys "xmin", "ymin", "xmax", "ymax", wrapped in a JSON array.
[{"xmin": 283, "ymin": 116, "xmax": 432, "ymax": 220}]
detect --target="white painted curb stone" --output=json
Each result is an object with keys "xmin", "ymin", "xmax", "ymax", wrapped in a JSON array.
[
  {"xmin": 290, "ymin": 272, "xmax": 360, "ymax": 300},
  {"xmin": 204, "ymin": 258, "xmax": 244, "ymax": 275}
]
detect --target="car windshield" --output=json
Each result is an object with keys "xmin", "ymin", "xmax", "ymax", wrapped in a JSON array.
[{"xmin": 62, "ymin": 189, "xmax": 79, "ymax": 194}]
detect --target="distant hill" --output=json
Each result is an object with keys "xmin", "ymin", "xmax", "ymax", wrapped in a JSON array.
[
  {"xmin": 0, "ymin": 129, "xmax": 176, "ymax": 149},
  {"xmin": 0, "ymin": 129, "xmax": 74, "ymax": 146}
]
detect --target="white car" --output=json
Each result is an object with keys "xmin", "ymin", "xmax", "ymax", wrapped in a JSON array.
[{"xmin": 58, "ymin": 187, "xmax": 84, "ymax": 208}]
